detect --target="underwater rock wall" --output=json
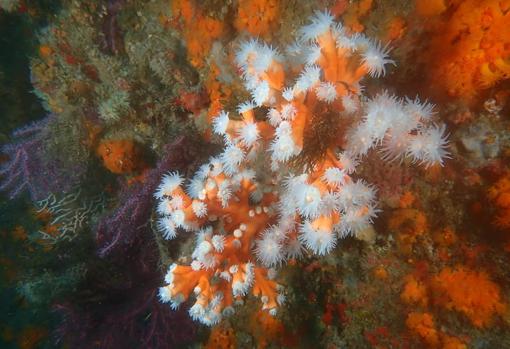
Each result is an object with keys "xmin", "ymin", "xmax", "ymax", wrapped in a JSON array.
[{"xmin": 0, "ymin": 0, "xmax": 509, "ymax": 348}]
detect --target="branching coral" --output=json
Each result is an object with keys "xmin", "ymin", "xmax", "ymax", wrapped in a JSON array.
[{"xmin": 156, "ymin": 10, "xmax": 450, "ymax": 325}]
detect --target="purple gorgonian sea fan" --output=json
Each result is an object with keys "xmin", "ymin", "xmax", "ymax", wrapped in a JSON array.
[
  {"xmin": 96, "ymin": 136, "xmax": 207, "ymax": 257},
  {"xmin": 0, "ymin": 115, "xmax": 81, "ymax": 201},
  {"xmin": 55, "ymin": 220, "xmax": 197, "ymax": 349}
]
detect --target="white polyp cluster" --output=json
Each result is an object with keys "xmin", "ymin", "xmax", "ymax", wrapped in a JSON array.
[
  {"xmin": 232, "ymin": 263, "xmax": 255, "ymax": 297},
  {"xmin": 270, "ymin": 121, "xmax": 301, "ymax": 163},
  {"xmin": 298, "ymin": 10, "xmax": 334, "ymax": 42},
  {"xmin": 238, "ymin": 121, "xmax": 260, "ymax": 147},
  {"xmin": 154, "ymin": 9, "xmax": 451, "ymax": 325},
  {"xmin": 189, "ymin": 293, "xmax": 224, "ymax": 326},
  {"xmin": 159, "ymin": 265, "xmax": 186, "ymax": 310},
  {"xmin": 191, "ymin": 229, "xmax": 224, "ymax": 269},
  {"xmin": 236, "ymin": 39, "xmax": 281, "ymax": 107},
  {"xmin": 277, "ymin": 168, "xmax": 378, "ymax": 255},
  {"xmin": 406, "ymin": 124, "xmax": 450, "ymax": 167},
  {"xmin": 154, "ymin": 172, "xmax": 183, "ymax": 199},
  {"xmin": 346, "ymin": 91, "xmax": 450, "ymax": 166},
  {"xmin": 299, "ymin": 220, "xmax": 338, "ymax": 255}
]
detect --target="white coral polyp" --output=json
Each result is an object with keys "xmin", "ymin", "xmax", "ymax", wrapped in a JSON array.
[
  {"xmin": 299, "ymin": 221, "xmax": 337, "ymax": 255},
  {"xmin": 299, "ymin": 10, "xmax": 334, "ymax": 42},
  {"xmin": 295, "ymin": 183, "xmax": 322, "ymax": 218},
  {"xmin": 238, "ymin": 122, "xmax": 260, "ymax": 147},
  {"xmin": 360, "ymin": 39, "xmax": 395, "ymax": 78},
  {"xmin": 315, "ymin": 82, "xmax": 337, "ymax": 103},
  {"xmin": 192, "ymin": 200, "xmax": 207, "ymax": 218},
  {"xmin": 270, "ymin": 122, "xmax": 300, "ymax": 162},
  {"xmin": 408, "ymin": 124, "xmax": 450, "ymax": 167},
  {"xmin": 323, "ymin": 167, "xmax": 346, "ymax": 187},
  {"xmin": 158, "ymin": 216, "xmax": 177, "ymax": 240},
  {"xmin": 212, "ymin": 111, "xmax": 230, "ymax": 135},
  {"xmin": 154, "ymin": 172, "xmax": 183, "ymax": 199},
  {"xmin": 254, "ymin": 234, "xmax": 284, "ymax": 267},
  {"xmin": 221, "ymin": 142, "xmax": 245, "ymax": 175}
]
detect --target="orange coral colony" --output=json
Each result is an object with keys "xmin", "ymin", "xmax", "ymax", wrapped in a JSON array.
[
  {"xmin": 171, "ymin": 0, "xmax": 225, "ymax": 68},
  {"xmin": 419, "ymin": 0, "xmax": 510, "ymax": 103},
  {"xmin": 234, "ymin": 0, "xmax": 280, "ymax": 38},
  {"xmin": 406, "ymin": 312, "xmax": 439, "ymax": 347},
  {"xmin": 388, "ymin": 208, "xmax": 428, "ymax": 254},
  {"xmin": 487, "ymin": 173, "xmax": 510, "ymax": 231},
  {"xmin": 401, "ymin": 275, "xmax": 428, "ymax": 307},
  {"xmin": 431, "ymin": 266, "xmax": 506, "ymax": 328}
]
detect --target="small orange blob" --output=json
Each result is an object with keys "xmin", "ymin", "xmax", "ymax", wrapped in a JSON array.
[
  {"xmin": 399, "ymin": 191, "xmax": 415, "ymax": 209},
  {"xmin": 0, "ymin": 257, "xmax": 17, "ymax": 282},
  {"xmin": 441, "ymin": 334, "xmax": 467, "ymax": 349},
  {"xmin": 401, "ymin": 275, "xmax": 428, "ymax": 307},
  {"xmin": 432, "ymin": 227, "xmax": 458, "ymax": 247},
  {"xmin": 205, "ymin": 325, "xmax": 236, "ymax": 349},
  {"xmin": 11, "ymin": 225, "xmax": 27, "ymax": 241},
  {"xmin": 418, "ymin": 0, "xmax": 510, "ymax": 104},
  {"xmin": 1, "ymin": 326, "xmax": 14, "ymax": 342},
  {"xmin": 331, "ymin": 0, "xmax": 348, "ymax": 17},
  {"xmin": 96, "ymin": 139, "xmax": 143, "ymax": 174},
  {"xmin": 374, "ymin": 265, "xmax": 389, "ymax": 280},
  {"xmin": 406, "ymin": 312, "xmax": 439, "ymax": 347},
  {"xmin": 388, "ymin": 208, "xmax": 428, "ymax": 254},
  {"xmin": 249, "ymin": 310, "xmax": 286, "ymax": 348},
  {"xmin": 38, "ymin": 45, "xmax": 52, "ymax": 58},
  {"xmin": 487, "ymin": 174, "xmax": 510, "ymax": 231},
  {"xmin": 171, "ymin": 0, "xmax": 225, "ymax": 67},
  {"xmin": 342, "ymin": 0, "xmax": 373, "ymax": 33}
]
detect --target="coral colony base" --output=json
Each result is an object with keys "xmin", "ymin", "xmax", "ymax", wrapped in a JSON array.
[{"xmin": 155, "ymin": 11, "xmax": 450, "ymax": 326}]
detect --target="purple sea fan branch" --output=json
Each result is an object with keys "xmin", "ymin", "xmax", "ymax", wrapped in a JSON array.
[
  {"xmin": 54, "ymin": 232, "xmax": 197, "ymax": 348},
  {"xmin": 1, "ymin": 115, "xmax": 87, "ymax": 201},
  {"xmin": 0, "ymin": 117, "xmax": 53, "ymax": 201},
  {"xmin": 54, "ymin": 283, "xmax": 197, "ymax": 349},
  {"xmin": 96, "ymin": 136, "xmax": 206, "ymax": 257}
]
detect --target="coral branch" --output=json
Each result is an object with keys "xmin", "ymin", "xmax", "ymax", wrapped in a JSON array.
[{"xmin": 155, "ymin": 10, "xmax": 450, "ymax": 326}]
